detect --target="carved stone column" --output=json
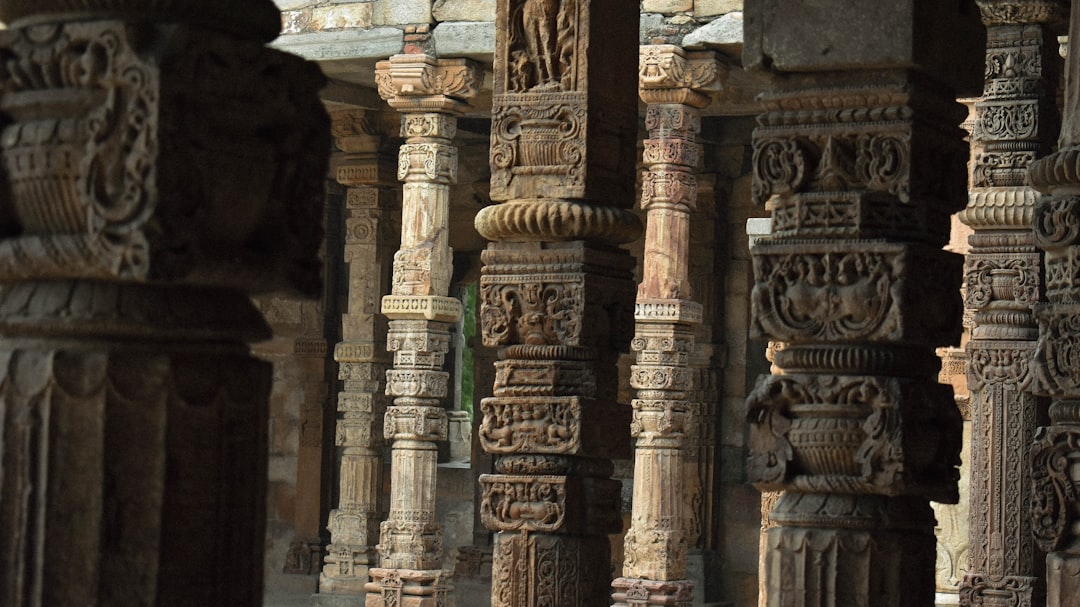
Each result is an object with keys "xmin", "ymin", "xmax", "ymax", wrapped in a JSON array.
[
  {"xmin": 0, "ymin": 2, "xmax": 329, "ymax": 605},
  {"xmin": 475, "ymin": 1, "xmax": 641, "ymax": 605},
  {"xmin": 610, "ymin": 44, "xmax": 718, "ymax": 607},
  {"xmin": 743, "ymin": 2, "xmax": 982, "ymax": 604},
  {"xmin": 1028, "ymin": 5, "xmax": 1080, "ymax": 607},
  {"xmin": 317, "ymin": 109, "xmax": 400, "ymax": 605},
  {"xmin": 364, "ymin": 54, "xmax": 479, "ymax": 607},
  {"xmin": 958, "ymin": 4, "xmax": 1065, "ymax": 606}
]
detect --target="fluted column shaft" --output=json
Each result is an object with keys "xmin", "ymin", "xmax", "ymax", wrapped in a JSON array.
[
  {"xmin": 958, "ymin": 3, "xmax": 1066, "ymax": 605},
  {"xmin": 364, "ymin": 54, "xmax": 478, "ymax": 607},
  {"xmin": 611, "ymin": 44, "xmax": 719, "ymax": 607},
  {"xmin": 0, "ymin": 2, "xmax": 330, "ymax": 605},
  {"xmin": 1027, "ymin": 5, "xmax": 1080, "ymax": 607}
]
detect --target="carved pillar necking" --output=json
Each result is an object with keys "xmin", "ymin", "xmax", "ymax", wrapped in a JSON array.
[
  {"xmin": 364, "ymin": 54, "xmax": 479, "ymax": 607},
  {"xmin": 0, "ymin": 2, "xmax": 329, "ymax": 605},
  {"xmin": 610, "ymin": 44, "xmax": 719, "ymax": 607},
  {"xmin": 958, "ymin": 3, "xmax": 1066, "ymax": 606},
  {"xmin": 317, "ymin": 109, "xmax": 400, "ymax": 604},
  {"xmin": 475, "ymin": 1, "xmax": 641, "ymax": 605},
  {"xmin": 743, "ymin": 1, "xmax": 983, "ymax": 604},
  {"xmin": 1028, "ymin": 5, "xmax": 1080, "ymax": 606}
]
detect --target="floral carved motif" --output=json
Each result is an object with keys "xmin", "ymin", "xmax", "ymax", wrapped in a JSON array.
[{"xmin": 481, "ymin": 278, "xmax": 583, "ymax": 347}]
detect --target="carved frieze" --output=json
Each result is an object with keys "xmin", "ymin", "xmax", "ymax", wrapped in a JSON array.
[
  {"xmin": 751, "ymin": 242, "xmax": 963, "ymax": 345},
  {"xmin": 746, "ymin": 373, "xmax": 961, "ymax": 502}
]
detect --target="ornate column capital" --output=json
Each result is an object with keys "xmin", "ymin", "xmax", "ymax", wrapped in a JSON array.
[
  {"xmin": 375, "ymin": 54, "xmax": 480, "ymax": 114},
  {"xmin": 638, "ymin": 45, "xmax": 724, "ymax": 108}
]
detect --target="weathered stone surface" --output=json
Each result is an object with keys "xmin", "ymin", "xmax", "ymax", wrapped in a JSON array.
[
  {"xmin": 682, "ymin": 11, "xmax": 742, "ymax": 51},
  {"xmin": 311, "ymin": 3, "xmax": 374, "ymax": 30},
  {"xmin": 694, "ymin": 0, "xmax": 741, "ymax": 18},
  {"xmin": 643, "ymin": 0, "xmax": 693, "ymax": 13},
  {"xmin": 372, "ymin": 0, "xmax": 432, "ymax": 26},
  {"xmin": 272, "ymin": 27, "xmax": 405, "ymax": 62},
  {"xmin": 433, "ymin": 0, "xmax": 494, "ymax": 21},
  {"xmin": 432, "ymin": 21, "xmax": 496, "ymax": 62},
  {"xmin": 744, "ymin": 0, "xmax": 984, "ymax": 96}
]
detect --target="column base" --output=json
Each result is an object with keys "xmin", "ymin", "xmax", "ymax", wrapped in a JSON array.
[
  {"xmin": 763, "ymin": 494, "xmax": 937, "ymax": 607},
  {"xmin": 612, "ymin": 578, "xmax": 694, "ymax": 607},
  {"xmin": 364, "ymin": 568, "xmax": 451, "ymax": 607}
]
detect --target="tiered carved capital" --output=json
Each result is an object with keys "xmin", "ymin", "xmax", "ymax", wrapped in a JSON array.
[
  {"xmin": 0, "ymin": 2, "xmax": 330, "ymax": 605},
  {"xmin": 366, "ymin": 53, "xmax": 477, "ymax": 607}
]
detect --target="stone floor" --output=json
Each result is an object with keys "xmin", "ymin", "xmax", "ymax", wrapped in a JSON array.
[{"xmin": 264, "ymin": 591, "xmax": 313, "ymax": 607}]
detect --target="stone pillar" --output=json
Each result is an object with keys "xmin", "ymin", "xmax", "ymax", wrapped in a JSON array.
[
  {"xmin": 958, "ymin": 4, "xmax": 1065, "ymax": 605},
  {"xmin": 475, "ymin": 0, "xmax": 641, "ymax": 605},
  {"xmin": 0, "ymin": 1, "xmax": 329, "ymax": 605},
  {"xmin": 743, "ymin": 2, "xmax": 983, "ymax": 604},
  {"xmin": 1028, "ymin": 5, "xmax": 1080, "ymax": 607},
  {"xmin": 364, "ymin": 54, "xmax": 479, "ymax": 607},
  {"xmin": 317, "ymin": 109, "xmax": 400, "ymax": 605},
  {"xmin": 610, "ymin": 44, "xmax": 719, "ymax": 607}
]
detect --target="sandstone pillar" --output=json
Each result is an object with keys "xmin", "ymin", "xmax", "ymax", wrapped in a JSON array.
[
  {"xmin": 475, "ymin": 1, "xmax": 641, "ymax": 605},
  {"xmin": 317, "ymin": 109, "xmax": 400, "ymax": 605},
  {"xmin": 0, "ymin": 2, "xmax": 329, "ymax": 605},
  {"xmin": 743, "ymin": 2, "xmax": 983, "ymax": 604},
  {"xmin": 1028, "ymin": 5, "xmax": 1080, "ymax": 606},
  {"xmin": 610, "ymin": 44, "xmax": 719, "ymax": 607},
  {"xmin": 958, "ymin": 3, "xmax": 1066, "ymax": 605},
  {"xmin": 363, "ymin": 54, "xmax": 479, "ymax": 607}
]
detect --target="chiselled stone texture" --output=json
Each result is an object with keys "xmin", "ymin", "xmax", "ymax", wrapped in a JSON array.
[
  {"xmin": 611, "ymin": 44, "xmax": 719, "ymax": 607},
  {"xmin": 1027, "ymin": 7, "xmax": 1080, "ymax": 607},
  {"xmin": 365, "ymin": 54, "xmax": 479, "ymax": 607},
  {"xmin": 957, "ymin": 4, "xmax": 1064, "ymax": 606},
  {"xmin": 745, "ymin": 2, "xmax": 981, "ymax": 602},
  {"xmin": 0, "ymin": 3, "xmax": 330, "ymax": 605}
]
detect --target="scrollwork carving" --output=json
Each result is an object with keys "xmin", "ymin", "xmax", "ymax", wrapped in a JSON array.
[{"xmin": 1030, "ymin": 425, "xmax": 1080, "ymax": 553}]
